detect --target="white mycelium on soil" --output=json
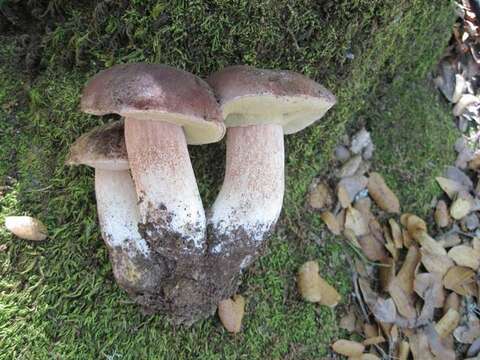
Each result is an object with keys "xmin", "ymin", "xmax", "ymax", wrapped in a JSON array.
[{"xmin": 209, "ymin": 124, "xmax": 285, "ymax": 254}]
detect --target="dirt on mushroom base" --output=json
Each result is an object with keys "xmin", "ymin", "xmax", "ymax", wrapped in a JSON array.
[{"xmin": 132, "ymin": 202, "xmax": 274, "ymax": 324}]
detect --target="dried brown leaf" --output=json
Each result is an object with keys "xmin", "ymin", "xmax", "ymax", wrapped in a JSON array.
[
  {"xmin": 397, "ymin": 245, "xmax": 420, "ymax": 296},
  {"xmin": 218, "ymin": 294, "xmax": 245, "ymax": 333},
  {"xmin": 414, "ymin": 272, "xmax": 445, "ymax": 308},
  {"xmin": 448, "ymin": 245, "xmax": 480, "ymax": 269},
  {"xmin": 435, "ymin": 200, "xmax": 451, "ymax": 228},
  {"xmin": 454, "ymin": 314, "xmax": 480, "ymax": 344},
  {"xmin": 368, "ymin": 172, "xmax": 400, "ymax": 213},
  {"xmin": 436, "ymin": 176, "xmax": 466, "ymax": 199},
  {"xmin": 320, "ymin": 211, "xmax": 341, "ymax": 235},
  {"xmin": 443, "ymin": 266, "xmax": 476, "ymax": 296},
  {"xmin": 379, "ymin": 257, "xmax": 395, "ymax": 292},
  {"xmin": 398, "ymin": 340, "xmax": 410, "ymax": 360},
  {"xmin": 389, "ymin": 218, "xmax": 403, "ymax": 248},
  {"xmin": 435, "ymin": 308, "xmax": 460, "ymax": 338},
  {"xmin": 339, "ymin": 310, "xmax": 357, "ymax": 332},
  {"xmin": 363, "ymin": 336, "xmax": 385, "ymax": 346},
  {"xmin": 308, "ymin": 179, "xmax": 334, "ymax": 210},
  {"xmin": 388, "ymin": 277, "xmax": 416, "ymax": 320},
  {"xmin": 450, "ymin": 191, "xmax": 473, "ymax": 220},
  {"xmin": 345, "ymin": 207, "xmax": 369, "ymax": 237},
  {"xmin": 331, "ymin": 339, "xmax": 365, "ymax": 357}
]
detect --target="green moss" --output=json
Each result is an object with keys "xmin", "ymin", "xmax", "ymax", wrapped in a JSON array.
[{"xmin": 0, "ymin": 0, "xmax": 458, "ymax": 358}]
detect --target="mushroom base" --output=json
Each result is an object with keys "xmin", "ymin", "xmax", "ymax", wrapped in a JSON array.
[{"xmin": 109, "ymin": 223, "xmax": 273, "ymax": 325}]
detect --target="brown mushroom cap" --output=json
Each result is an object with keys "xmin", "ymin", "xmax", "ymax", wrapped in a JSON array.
[
  {"xmin": 66, "ymin": 120, "xmax": 128, "ymax": 170},
  {"xmin": 207, "ymin": 65, "xmax": 336, "ymax": 134},
  {"xmin": 81, "ymin": 63, "xmax": 225, "ymax": 145}
]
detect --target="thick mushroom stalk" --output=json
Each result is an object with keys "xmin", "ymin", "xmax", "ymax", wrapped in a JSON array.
[
  {"xmin": 125, "ymin": 119, "xmax": 205, "ymax": 254},
  {"xmin": 209, "ymin": 124, "xmax": 284, "ymax": 264}
]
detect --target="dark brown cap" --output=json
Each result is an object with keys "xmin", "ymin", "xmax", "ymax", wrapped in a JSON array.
[
  {"xmin": 66, "ymin": 120, "xmax": 128, "ymax": 170},
  {"xmin": 207, "ymin": 65, "xmax": 336, "ymax": 134},
  {"xmin": 81, "ymin": 63, "xmax": 225, "ymax": 145}
]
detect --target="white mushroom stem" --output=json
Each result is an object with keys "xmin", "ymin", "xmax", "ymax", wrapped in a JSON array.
[
  {"xmin": 209, "ymin": 124, "xmax": 285, "ymax": 257},
  {"xmin": 124, "ymin": 119, "xmax": 206, "ymax": 253},
  {"xmin": 95, "ymin": 169, "xmax": 149, "ymax": 257}
]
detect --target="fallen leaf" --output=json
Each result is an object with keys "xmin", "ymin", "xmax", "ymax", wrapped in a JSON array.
[
  {"xmin": 331, "ymin": 339, "xmax": 365, "ymax": 357},
  {"xmin": 448, "ymin": 245, "xmax": 480, "ymax": 269},
  {"xmin": 388, "ymin": 277, "xmax": 416, "ymax": 320},
  {"xmin": 4, "ymin": 216, "xmax": 48, "ymax": 241},
  {"xmin": 420, "ymin": 248, "xmax": 454, "ymax": 276},
  {"xmin": 435, "ymin": 308, "xmax": 460, "ymax": 338},
  {"xmin": 397, "ymin": 245, "xmax": 420, "ymax": 296},
  {"xmin": 338, "ymin": 175, "xmax": 368, "ymax": 208},
  {"xmin": 297, "ymin": 261, "xmax": 341, "ymax": 307},
  {"xmin": 424, "ymin": 323, "xmax": 456, "ymax": 360},
  {"xmin": 403, "ymin": 229, "xmax": 413, "ymax": 248},
  {"xmin": 379, "ymin": 257, "xmax": 395, "ymax": 292},
  {"xmin": 443, "ymin": 266, "xmax": 477, "ymax": 296},
  {"xmin": 363, "ymin": 323, "xmax": 378, "ymax": 338},
  {"xmin": 436, "ymin": 176, "xmax": 466, "ymax": 199},
  {"xmin": 408, "ymin": 330, "xmax": 435, "ymax": 360},
  {"xmin": 443, "ymin": 292, "xmax": 460, "ymax": 314},
  {"xmin": 434, "ymin": 200, "xmax": 451, "ymax": 228},
  {"xmin": 450, "ymin": 191, "xmax": 473, "ymax": 220},
  {"xmin": 389, "ymin": 219, "xmax": 403, "ymax": 248},
  {"xmin": 383, "ymin": 224, "xmax": 399, "ymax": 260},
  {"xmin": 218, "ymin": 294, "xmax": 245, "ymax": 333},
  {"xmin": 372, "ymin": 297, "xmax": 397, "ymax": 324},
  {"xmin": 297, "ymin": 261, "xmax": 323, "ymax": 303},
  {"xmin": 345, "ymin": 207, "xmax": 369, "ymax": 237},
  {"xmin": 367, "ymin": 172, "xmax": 400, "ymax": 213},
  {"xmin": 308, "ymin": 179, "xmax": 334, "ymax": 210},
  {"xmin": 406, "ymin": 215, "xmax": 427, "ymax": 241},
  {"xmin": 437, "ymin": 232, "xmax": 462, "ymax": 248},
  {"xmin": 337, "ymin": 155, "xmax": 362, "ymax": 178},
  {"xmin": 414, "ymin": 272, "xmax": 444, "ymax": 308},
  {"xmin": 320, "ymin": 211, "xmax": 341, "ymax": 235},
  {"xmin": 344, "ymin": 228, "xmax": 362, "ymax": 248},
  {"xmin": 398, "ymin": 340, "xmax": 410, "ymax": 360}
]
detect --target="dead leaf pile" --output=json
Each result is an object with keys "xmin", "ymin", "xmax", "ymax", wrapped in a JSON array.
[{"xmin": 307, "ymin": 127, "xmax": 480, "ymax": 359}]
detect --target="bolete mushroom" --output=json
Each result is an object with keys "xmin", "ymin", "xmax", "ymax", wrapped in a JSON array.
[
  {"xmin": 81, "ymin": 63, "xmax": 224, "ymax": 255},
  {"xmin": 66, "ymin": 121, "xmax": 165, "ymax": 304},
  {"xmin": 206, "ymin": 65, "xmax": 335, "ymax": 275}
]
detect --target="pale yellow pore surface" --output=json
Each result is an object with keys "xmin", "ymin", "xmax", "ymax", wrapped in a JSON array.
[{"xmin": 221, "ymin": 95, "xmax": 333, "ymax": 134}]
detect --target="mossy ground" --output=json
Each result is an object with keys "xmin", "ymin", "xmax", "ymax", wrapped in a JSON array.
[{"xmin": 0, "ymin": 1, "xmax": 457, "ymax": 359}]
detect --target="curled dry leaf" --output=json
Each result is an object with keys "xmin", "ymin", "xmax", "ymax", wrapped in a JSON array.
[
  {"xmin": 4, "ymin": 216, "xmax": 48, "ymax": 241},
  {"xmin": 450, "ymin": 191, "xmax": 473, "ymax": 220},
  {"xmin": 343, "ymin": 228, "xmax": 362, "ymax": 248},
  {"xmin": 357, "ymin": 233, "xmax": 387, "ymax": 261},
  {"xmin": 436, "ymin": 176, "xmax": 466, "ymax": 199},
  {"xmin": 320, "ymin": 211, "xmax": 341, "ymax": 235},
  {"xmin": 367, "ymin": 172, "xmax": 400, "ymax": 213},
  {"xmin": 398, "ymin": 340, "xmax": 410, "ymax": 360},
  {"xmin": 331, "ymin": 339, "xmax": 365, "ymax": 357},
  {"xmin": 443, "ymin": 266, "xmax": 477, "ymax": 296},
  {"xmin": 435, "ymin": 308, "xmax": 460, "ymax": 338},
  {"xmin": 383, "ymin": 224, "xmax": 399, "ymax": 260},
  {"xmin": 388, "ymin": 277, "xmax": 416, "ymax": 320},
  {"xmin": 448, "ymin": 245, "xmax": 480, "ymax": 269},
  {"xmin": 405, "ymin": 214, "xmax": 427, "ymax": 241},
  {"xmin": 297, "ymin": 261, "xmax": 341, "ymax": 307},
  {"xmin": 434, "ymin": 200, "xmax": 451, "ymax": 228},
  {"xmin": 218, "ymin": 294, "xmax": 245, "ymax": 334},
  {"xmin": 403, "ymin": 229, "xmax": 413, "ymax": 248},
  {"xmin": 345, "ymin": 207, "xmax": 369, "ymax": 237},
  {"xmin": 397, "ymin": 245, "xmax": 420, "ymax": 296},
  {"xmin": 378, "ymin": 257, "xmax": 395, "ymax": 292},
  {"xmin": 297, "ymin": 261, "xmax": 323, "ymax": 303},
  {"xmin": 420, "ymin": 248, "xmax": 454, "ymax": 276},
  {"xmin": 389, "ymin": 218, "xmax": 403, "ymax": 248},
  {"xmin": 308, "ymin": 179, "xmax": 334, "ymax": 211}
]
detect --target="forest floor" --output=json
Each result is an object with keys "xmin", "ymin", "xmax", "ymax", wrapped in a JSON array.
[{"xmin": 0, "ymin": 1, "xmax": 458, "ymax": 359}]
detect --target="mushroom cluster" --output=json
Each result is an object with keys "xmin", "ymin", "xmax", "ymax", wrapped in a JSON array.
[{"xmin": 67, "ymin": 63, "xmax": 336, "ymax": 324}]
